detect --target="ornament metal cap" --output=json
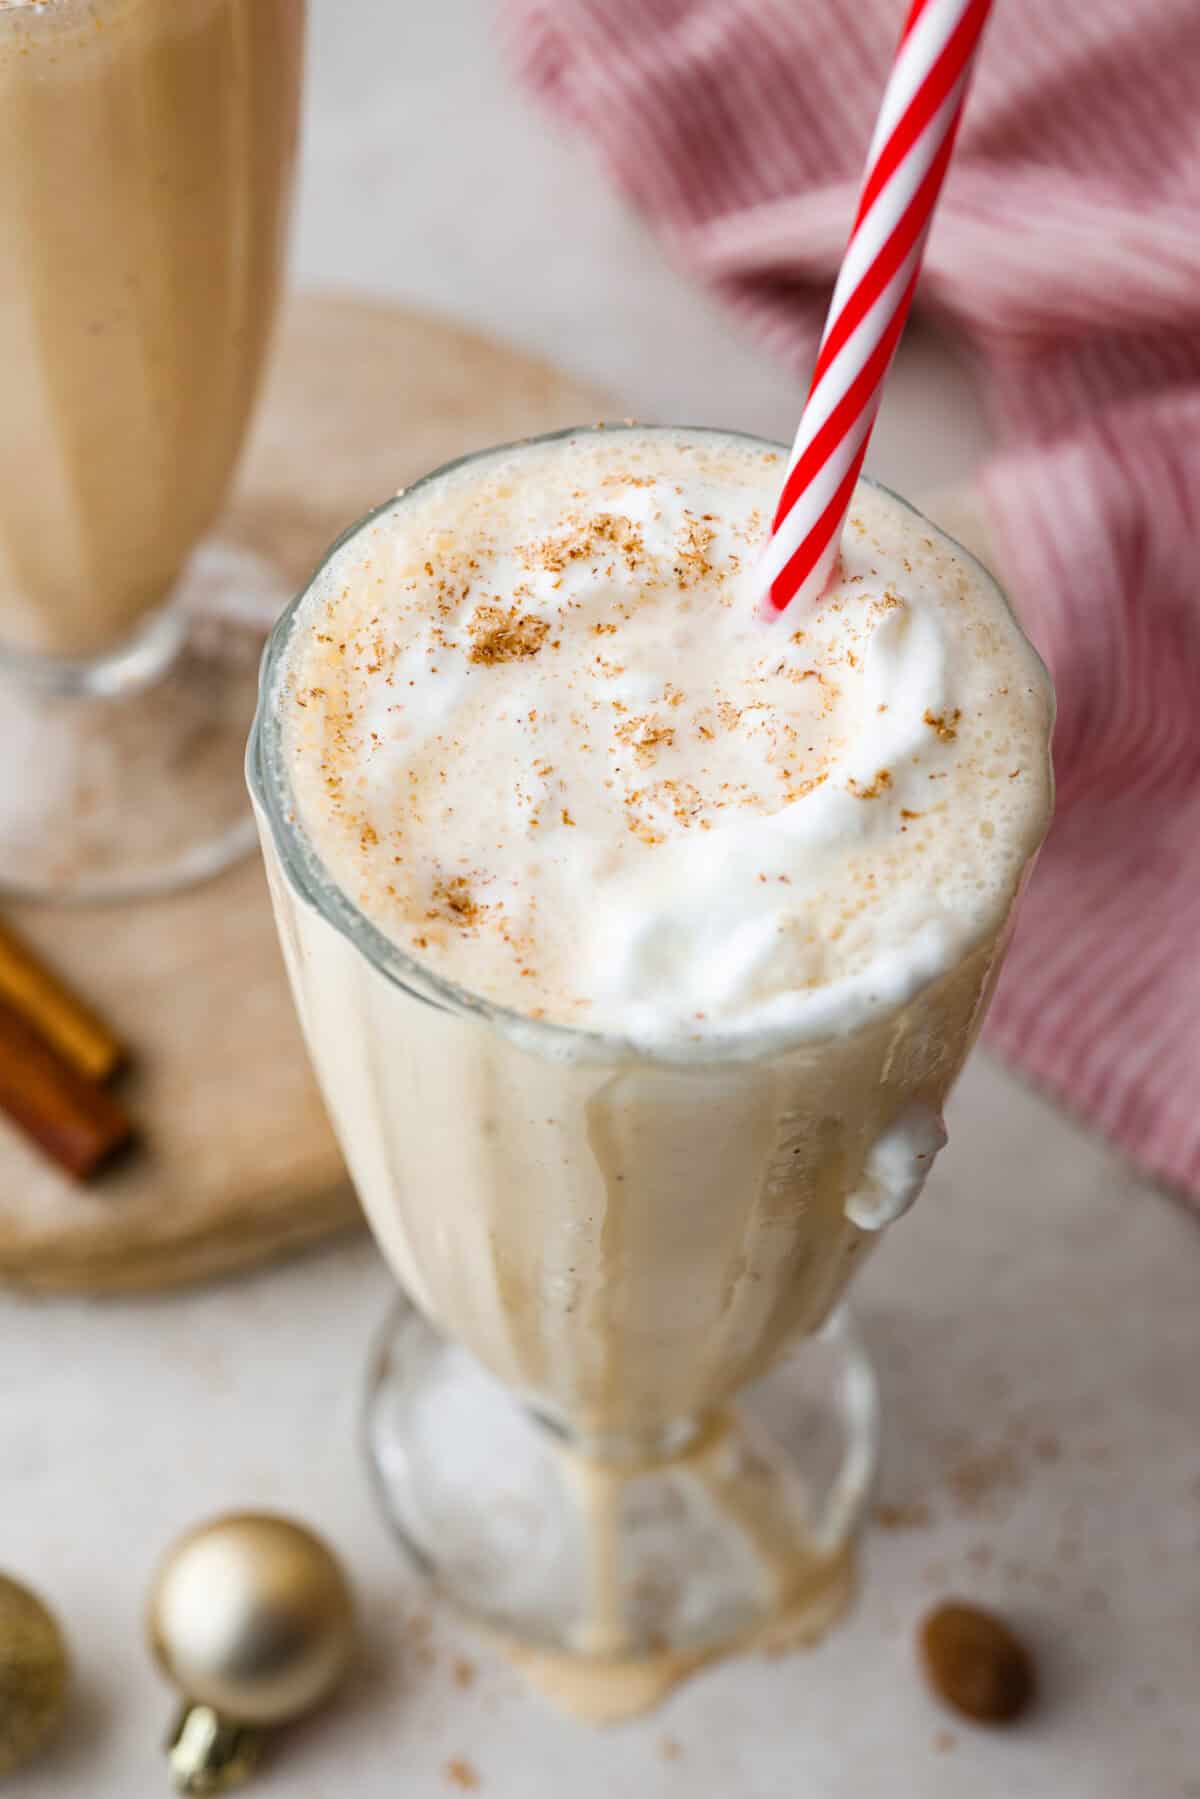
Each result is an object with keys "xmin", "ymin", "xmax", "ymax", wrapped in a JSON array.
[
  {"xmin": 147, "ymin": 1513, "xmax": 354, "ymax": 1792},
  {"xmin": 165, "ymin": 1703, "xmax": 263, "ymax": 1796}
]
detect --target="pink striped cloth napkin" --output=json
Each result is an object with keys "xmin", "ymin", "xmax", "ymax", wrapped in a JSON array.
[{"xmin": 504, "ymin": 0, "xmax": 1200, "ymax": 1199}]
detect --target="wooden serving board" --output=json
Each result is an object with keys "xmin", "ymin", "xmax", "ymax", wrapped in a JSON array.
[{"xmin": 0, "ymin": 290, "xmax": 608, "ymax": 1294}]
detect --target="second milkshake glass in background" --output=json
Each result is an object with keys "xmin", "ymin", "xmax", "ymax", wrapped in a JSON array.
[
  {"xmin": 249, "ymin": 427, "xmax": 1053, "ymax": 1705},
  {"xmin": 0, "ymin": 0, "xmax": 304, "ymax": 896}
]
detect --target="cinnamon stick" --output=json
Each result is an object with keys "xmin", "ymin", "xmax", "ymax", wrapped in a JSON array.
[
  {"xmin": 0, "ymin": 920, "xmax": 124, "ymax": 1082},
  {"xmin": 0, "ymin": 994, "xmax": 133, "ymax": 1178}
]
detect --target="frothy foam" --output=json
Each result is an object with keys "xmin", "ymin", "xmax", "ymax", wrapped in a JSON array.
[{"xmin": 278, "ymin": 429, "xmax": 1052, "ymax": 1052}]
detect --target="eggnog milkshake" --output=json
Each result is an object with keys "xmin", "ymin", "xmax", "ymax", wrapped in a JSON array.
[
  {"xmin": 0, "ymin": 0, "xmax": 302, "ymax": 660},
  {"xmin": 250, "ymin": 425, "xmax": 1052, "ymax": 1686},
  {"xmin": 0, "ymin": 0, "xmax": 303, "ymax": 896}
]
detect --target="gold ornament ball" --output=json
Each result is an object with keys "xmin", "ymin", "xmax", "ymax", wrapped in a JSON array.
[
  {"xmin": 0, "ymin": 1574, "xmax": 69, "ymax": 1777},
  {"xmin": 147, "ymin": 1514, "xmax": 354, "ymax": 1726}
]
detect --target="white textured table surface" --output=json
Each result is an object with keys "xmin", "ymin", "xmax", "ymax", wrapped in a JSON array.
[{"xmin": 8, "ymin": 3, "xmax": 1198, "ymax": 1796}]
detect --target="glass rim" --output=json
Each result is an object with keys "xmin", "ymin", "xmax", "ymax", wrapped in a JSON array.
[{"xmin": 247, "ymin": 421, "xmax": 1047, "ymax": 1068}]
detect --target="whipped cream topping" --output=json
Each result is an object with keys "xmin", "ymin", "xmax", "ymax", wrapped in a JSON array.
[
  {"xmin": 278, "ymin": 428, "xmax": 1052, "ymax": 1052},
  {"xmin": 844, "ymin": 1103, "xmax": 949, "ymax": 1230}
]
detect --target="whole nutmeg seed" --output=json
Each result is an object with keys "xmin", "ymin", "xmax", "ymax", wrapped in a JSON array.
[{"xmin": 919, "ymin": 1600, "xmax": 1035, "ymax": 1724}]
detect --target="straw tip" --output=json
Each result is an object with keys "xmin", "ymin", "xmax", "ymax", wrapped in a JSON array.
[{"xmin": 762, "ymin": 548, "xmax": 843, "ymax": 622}]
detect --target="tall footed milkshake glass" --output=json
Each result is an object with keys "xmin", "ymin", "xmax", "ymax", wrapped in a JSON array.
[
  {"xmin": 248, "ymin": 426, "xmax": 1054, "ymax": 1719},
  {"xmin": 0, "ymin": 0, "xmax": 303, "ymax": 897}
]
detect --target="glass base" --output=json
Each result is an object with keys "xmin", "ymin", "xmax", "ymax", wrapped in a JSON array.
[
  {"xmin": 0, "ymin": 541, "xmax": 289, "ymax": 901},
  {"xmin": 363, "ymin": 1296, "xmax": 878, "ymax": 1693}
]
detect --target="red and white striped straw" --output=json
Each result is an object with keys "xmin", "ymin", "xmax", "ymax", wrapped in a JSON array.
[{"xmin": 761, "ymin": 0, "xmax": 994, "ymax": 615}]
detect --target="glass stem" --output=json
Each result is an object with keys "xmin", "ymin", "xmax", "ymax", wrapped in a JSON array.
[{"xmin": 0, "ymin": 599, "xmax": 185, "ymax": 702}]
